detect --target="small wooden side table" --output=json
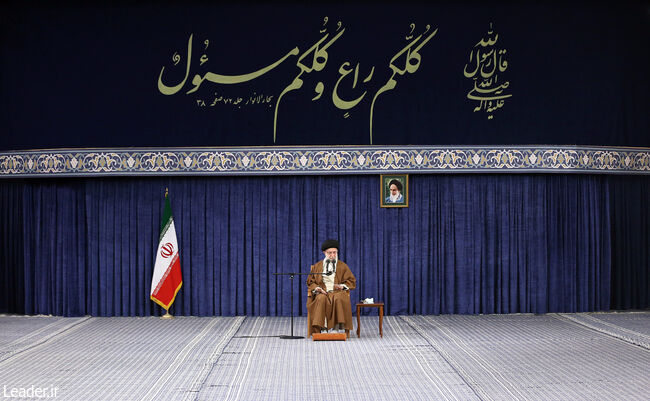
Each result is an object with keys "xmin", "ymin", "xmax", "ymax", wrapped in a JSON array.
[{"xmin": 356, "ymin": 302, "xmax": 384, "ymax": 338}]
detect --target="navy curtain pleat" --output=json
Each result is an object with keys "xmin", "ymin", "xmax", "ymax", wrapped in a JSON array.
[
  {"xmin": 0, "ymin": 175, "xmax": 648, "ymax": 316},
  {"xmin": 0, "ymin": 183, "xmax": 25, "ymax": 313},
  {"xmin": 610, "ymin": 176, "xmax": 650, "ymax": 309}
]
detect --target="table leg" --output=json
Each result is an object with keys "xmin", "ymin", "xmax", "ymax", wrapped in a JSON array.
[
  {"xmin": 356, "ymin": 305, "xmax": 361, "ymax": 338},
  {"xmin": 379, "ymin": 305, "xmax": 383, "ymax": 338}
]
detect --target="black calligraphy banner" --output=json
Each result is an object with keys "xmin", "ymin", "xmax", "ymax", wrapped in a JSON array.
[{"xmin": 0, "ymin": 2, "xmax": 648, "ymax": 150}]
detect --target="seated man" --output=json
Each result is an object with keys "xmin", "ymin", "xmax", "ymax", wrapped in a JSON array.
[{"xmin": 306, "ymin": 239, "xmax": 356, "ymax": 334}]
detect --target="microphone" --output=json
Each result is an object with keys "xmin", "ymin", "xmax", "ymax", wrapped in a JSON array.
[{"xmin": 325, "ymin": 259, "xmax": 334, "ymax": 275}]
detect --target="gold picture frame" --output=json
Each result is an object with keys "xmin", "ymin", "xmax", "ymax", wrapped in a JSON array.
[{"xmin": 380, "ymin": 174, "xmax": 408, "ymax": 208}]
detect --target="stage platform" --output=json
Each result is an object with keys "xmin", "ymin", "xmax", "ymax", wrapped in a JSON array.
[{"xmin": 1, "ymin": 312, "xmax": 648, "ymax": 400}]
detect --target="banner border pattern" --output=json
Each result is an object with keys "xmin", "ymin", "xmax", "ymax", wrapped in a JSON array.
[{"xmin": 1, "ymin": 146, "xmax": 649, "ymax": 177}]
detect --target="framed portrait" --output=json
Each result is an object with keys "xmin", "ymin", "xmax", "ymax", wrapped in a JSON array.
[{"xmin": 380, "ymin": 174, "xmax": 408, "ymax": 208}]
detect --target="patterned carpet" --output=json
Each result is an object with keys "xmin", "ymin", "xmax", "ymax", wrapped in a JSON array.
[{"xmin": 0, "ymin": 312, "xmax": 648, "ymax": 400}]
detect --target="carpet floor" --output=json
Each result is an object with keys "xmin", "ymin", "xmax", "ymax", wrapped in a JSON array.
[{"xmin": 0, "ymin": 312, "xmax": 648, "ymax": 400}]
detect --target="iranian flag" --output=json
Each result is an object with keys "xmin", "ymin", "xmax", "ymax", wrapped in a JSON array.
[{"xmin": 150, "ymin": 192, "xmax": 183, "ymax": 311}]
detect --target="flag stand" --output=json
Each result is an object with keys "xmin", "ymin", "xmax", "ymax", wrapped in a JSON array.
[{"xmin": 161, "ymin": 308, "xmax": 174, "ymax": 319}]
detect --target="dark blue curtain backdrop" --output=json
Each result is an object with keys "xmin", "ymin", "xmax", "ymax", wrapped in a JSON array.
[{"xmin": 1, "ymin": 174, "xmax": 648, "ymax": 317}]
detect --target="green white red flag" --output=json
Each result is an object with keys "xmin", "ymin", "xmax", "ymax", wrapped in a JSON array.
[{"xmin": 150, "ymin": 192, "xmax": 182, "ymax": 311}]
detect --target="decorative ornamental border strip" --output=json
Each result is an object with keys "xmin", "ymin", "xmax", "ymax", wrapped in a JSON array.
[{"xmin": 1, "ymin": 146, "xmax": 649, "ymax": 177}]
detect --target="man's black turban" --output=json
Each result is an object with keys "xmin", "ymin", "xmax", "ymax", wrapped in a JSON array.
[
  {"xmin": 388, "ymin": 179, "xmax": 403, "ymax": 191},
  {"xmin": 321, "ymin": 239, "xmax": 340, "ymax": 251}
]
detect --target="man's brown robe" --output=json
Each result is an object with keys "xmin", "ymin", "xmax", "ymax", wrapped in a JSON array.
[{"xmin": 306, "ymin": 260, "xmax": 356, "ymax": 336}]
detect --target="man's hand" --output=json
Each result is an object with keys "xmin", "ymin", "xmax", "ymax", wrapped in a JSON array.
[
  {"xmin": 314, "ymin": 287, "xmax": 327, "ymax": 294},
  {"xmin": 334, "ymin": 284, "xmax": 344, "ymax": 290}
]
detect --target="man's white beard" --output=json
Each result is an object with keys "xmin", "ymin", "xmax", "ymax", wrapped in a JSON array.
[
  {"xmin": 324, "ymin": 256, "xmax": 338, "ymax": 264},
  {"xmin": 323, "ymin": 256, "xmax": 338, "ymax": 274},
  {"xmin": 389, "ymin": 192, "xmax": 400, "ymax": 202}
]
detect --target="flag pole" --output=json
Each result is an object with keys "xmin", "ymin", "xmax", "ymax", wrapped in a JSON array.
[{"xmin": 160, "ymin": 189, "xmax": 172, "ymax": 320}]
